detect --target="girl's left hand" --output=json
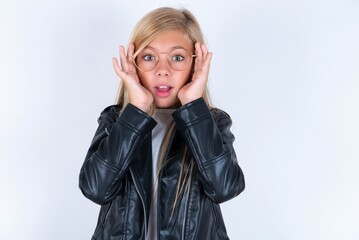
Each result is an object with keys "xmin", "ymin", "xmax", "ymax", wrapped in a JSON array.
[{"xmin": 178, "ymin": 42, "xmax": 213, "ymax": 105}]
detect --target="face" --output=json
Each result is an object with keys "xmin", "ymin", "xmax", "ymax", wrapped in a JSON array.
[{"xmin": 136, "ymin": 30, "xmax": 193, "ymax": 109}]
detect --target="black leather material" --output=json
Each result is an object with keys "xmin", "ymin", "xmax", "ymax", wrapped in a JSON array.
[{"xmin": 79, "ymin": 98, "xmax": 245, "ymax": 240}]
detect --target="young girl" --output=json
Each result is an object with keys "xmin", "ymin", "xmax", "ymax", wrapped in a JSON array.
[{"xmin": 79, "ymin": 7, "xmax": 245, "ymax": 240}]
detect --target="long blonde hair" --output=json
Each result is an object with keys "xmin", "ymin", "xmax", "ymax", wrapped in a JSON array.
[{"xmin": 115, "ymin": 7, "xmax": 212, "ymax": 219}]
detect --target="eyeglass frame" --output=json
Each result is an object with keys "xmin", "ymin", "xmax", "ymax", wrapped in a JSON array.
[{"xmin": 132, "ymin": 48, "xmax": 196, "ymax": 72}]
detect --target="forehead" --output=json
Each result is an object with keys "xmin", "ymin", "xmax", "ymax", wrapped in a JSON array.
[{"xmin": 146, "ymin": 29, "xmax": 193, "ymax": 51}]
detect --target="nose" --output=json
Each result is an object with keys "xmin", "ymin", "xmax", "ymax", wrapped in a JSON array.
[{"xmin": 155, "ymin": 55, "xmax": 170, "ymax": 76}]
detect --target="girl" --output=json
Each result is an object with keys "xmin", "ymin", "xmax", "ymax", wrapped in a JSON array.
[{"xmin": 79, "ymin": 7, "xmax": 245, "ymax": 240}]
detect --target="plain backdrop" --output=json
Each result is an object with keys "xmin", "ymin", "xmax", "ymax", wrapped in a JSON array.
[{"xmin": 1, "ymin": 0, "xmax": 359, "ymax": 239}]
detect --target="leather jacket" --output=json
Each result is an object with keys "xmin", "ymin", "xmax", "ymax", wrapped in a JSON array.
[{"xmin": 79, "ymin": 98, "xmax": 245, "ymax": 240}]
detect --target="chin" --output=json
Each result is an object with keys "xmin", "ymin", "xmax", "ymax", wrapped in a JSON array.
[{"xmin": 155, "ymin": 100, "xmax": 180, "ymax": 109}]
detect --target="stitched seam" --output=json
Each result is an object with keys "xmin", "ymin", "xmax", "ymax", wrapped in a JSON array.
[
  {"xmin": 180, "ymin": 113, "xmax": 210, "ymax": 129},
  {"xmin": 201, "ymin": 151, "xmax": 230, "ymax": 169},
  {"xmin": 184, "ymin": 130, "xmax": 216, "ymax": 192},
  {"xmin": 104, "ymin": 135, "xmax": 141, "ymax": 197},
  {"xmin": 93, "ymin": 152, "xmax": 120, "ymax": 171},
  {"xmin": 124, "ymin": 179, "xmax": 130, "ymax": 239},
  {"xmin": 117, "ymin": 120, "xmax": 143, "ymax": 136}
]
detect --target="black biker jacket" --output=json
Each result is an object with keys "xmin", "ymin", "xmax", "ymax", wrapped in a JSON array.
[{"xmin": 79, "ymin": 98, "xmax": 245, "ymax": 240}]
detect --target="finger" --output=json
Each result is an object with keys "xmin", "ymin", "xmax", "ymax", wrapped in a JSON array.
[
  {"xmin": 127, "ymin": 43, "xmax": 134, "ymax": 62},
  {"xmin": 201, "ymin": 43, "xmax": 209, "ymax": 60},
  {"xmin": 112, "ymin": 57, "xmax": 121, "ymax": 75},
  {"xmin": 112, "ymin": 57, "xmax": 126, "ymax": 80},
  {"xmin": 127, "ymin": 43, "xmax": 137, "ymax": 72},
  {"xmin": 201, "ymin": 52, "xmax": 213, "ymax": 75},
  {"xmin": 194, "ymin": 42, "xmax": 203, "ymax": 72},
  {"xmin": 113, "ymin": 56, "xmax": 133, "ymax": 86},
  {"xmin": 119, "ymin": 45, "xmax": 129, "ymax": 73}
]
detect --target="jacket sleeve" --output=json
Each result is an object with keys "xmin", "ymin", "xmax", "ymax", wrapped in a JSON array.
[
  {"xmin": 79, "ymin": 104, "xmax": 157, "ymax": 205},
  {"xmin": 172, "ymin": 98, "xmax": 245, "ymax": 203}
]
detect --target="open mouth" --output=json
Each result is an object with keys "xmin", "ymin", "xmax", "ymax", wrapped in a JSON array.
[
  {"xmin": 155, "ymin": 85, "xmax": 173, "ymax": 97},
  {"xmin": 156, "ymin": 85, "xmax": 172, "ymax": 92}
]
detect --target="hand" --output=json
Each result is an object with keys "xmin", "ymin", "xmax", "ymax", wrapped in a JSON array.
[
  {"xmin": 177, "ymin": 42, "xmax": 213, "ymax": 105},
  {"xmin": 112, "ymin": 44, "xmax": 153, "ymax": 112}
]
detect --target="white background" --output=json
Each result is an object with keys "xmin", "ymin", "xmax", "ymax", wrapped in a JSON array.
[{"xmin": 1, "ymin": 0, "xmax": 359, "ymax": 239}]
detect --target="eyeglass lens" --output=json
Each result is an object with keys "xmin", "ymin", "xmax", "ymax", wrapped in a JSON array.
[{"xmin": 135, "ymin": 49, "xmax": 193, "ymax": 72}]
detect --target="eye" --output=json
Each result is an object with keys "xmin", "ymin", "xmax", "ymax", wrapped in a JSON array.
[
  {"xmin": 171, "ymin": 55, "xmax": 185, "ymax": 62},
  {"xmin": 142, "ymin": 54, "xmax": 156, "ymax": 61}
]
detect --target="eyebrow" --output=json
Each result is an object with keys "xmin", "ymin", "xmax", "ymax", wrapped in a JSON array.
[{"xmin": 144, "ymin": 45, "xmax": 188, "ymax": 51}]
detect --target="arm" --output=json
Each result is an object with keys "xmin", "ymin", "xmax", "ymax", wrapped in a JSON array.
[
  {"xmin": 172, "ymin": 98, "xmax": 245, "ymax": 203},
  {"xmin": 79, "ymin": 104, "xmax": 156, "ymax": 205}
]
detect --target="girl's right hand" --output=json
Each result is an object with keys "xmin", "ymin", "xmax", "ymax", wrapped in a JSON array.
[{"xmin": 112, "ymin": 44, "xmax": 153, "ymax": 112}]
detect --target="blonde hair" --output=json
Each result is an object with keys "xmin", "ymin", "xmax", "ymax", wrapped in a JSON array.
[
  {"xmin": 115, "ymin": 7, "xmax": 212, "ymax": 219},
  {"xmin": 115, "ymin": 7, "xmax": 212, "ymax": 113}
]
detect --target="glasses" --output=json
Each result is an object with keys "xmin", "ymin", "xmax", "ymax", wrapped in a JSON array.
[{"xmin": 133, "ymin": 48, "xmax": 196, "ymax": 72}]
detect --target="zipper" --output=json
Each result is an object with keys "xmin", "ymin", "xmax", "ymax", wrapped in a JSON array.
[
  {"xmin": 157, "ymin": 129, "xmax": 177, "ymax": 240},
  {"xmin": 103, "ymin": 201, "xmax": 113, "ymax": 223},
  {"xmin": 105, "ymin": 127, "xmax": 110, "ymax": 135},
  {"xmin": 129, "ymin": 167, "xmax": 147, "ymax": 237},
  {"xmin": 181, "ymin": 175, "xmax": 192, "ymax": 240}
]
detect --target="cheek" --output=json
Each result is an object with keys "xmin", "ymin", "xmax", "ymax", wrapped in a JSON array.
[
  {"xmin": 176, "ymin": 76, "xmax": 190, "ymax": 90},
  {"xmin": 138, "ymin": 72, "xmax": 150, "ymax": 87},
  {"xmin": 181, "ymin": 70, "xmax": 193, "ymax": 85}
]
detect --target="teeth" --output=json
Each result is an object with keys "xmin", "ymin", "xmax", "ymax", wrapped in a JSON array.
[{"xmin": 157, "ymin": 85, "xmax": 170, "ymax": 92}]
